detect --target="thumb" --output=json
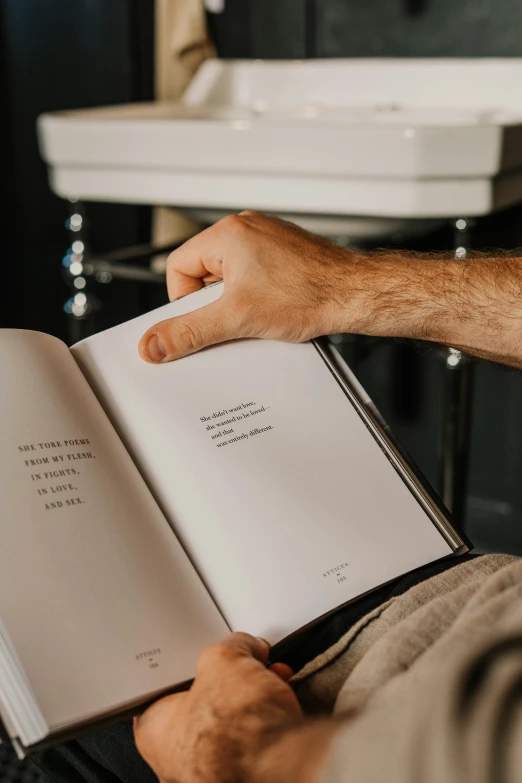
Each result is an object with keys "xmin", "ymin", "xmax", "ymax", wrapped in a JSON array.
[{"xmin": 138, "ymin": 299, "xmax": 243, "ymax": 363}]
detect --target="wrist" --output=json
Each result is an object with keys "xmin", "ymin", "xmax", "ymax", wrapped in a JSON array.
[
  {"xmin": 247, "ymin": 719, "xmax": 342, "ymax": 783},
  {"xmin": 329, "ymin": 250, "xmax": 462, "ymax": 346}
]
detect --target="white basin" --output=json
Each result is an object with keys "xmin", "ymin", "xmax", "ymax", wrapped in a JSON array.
[{"xmin": 38, "ymin": 58, "xmax": 522, "ymax": 223}]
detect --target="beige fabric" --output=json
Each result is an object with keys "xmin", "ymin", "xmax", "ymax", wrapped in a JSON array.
[
  {"xmin": 155, "ymin": 0, "xmax": 213, "ymax": 101},
  {"xmin": 153, "ymin": 0, "xmax": 214, "ymax": 248},
  {"xmin": 292, "ymin": 554, "xmax": 522, "ymax": 783}
]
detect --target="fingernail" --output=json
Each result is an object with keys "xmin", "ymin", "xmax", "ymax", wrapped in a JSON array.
[{"xmin": 146, "ymin": 333, "xmax": 167, "ymax": 363}]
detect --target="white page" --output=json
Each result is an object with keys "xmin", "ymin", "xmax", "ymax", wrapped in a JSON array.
[
  {"xmin": 73, "ymin": 285, "xmax": 453, "ymax": 644},
  {"xmin": 0, "ymin": 331, "xmax": 227, "ymax": 740}
]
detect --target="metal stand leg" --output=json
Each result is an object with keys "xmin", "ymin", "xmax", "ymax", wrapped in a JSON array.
[
  {"xmin": 437, "ymin": 218, "xmax": 476, "ymax": 527},
  {"xmin": 62, "ymin": 199, "xmax": 98, "ymax": 345},
  {"xmin": 438, "ymin": 349, "xmax": 474, "ymax": 524},
  {"xmin": 60, "ymin": 205, "xmax": 186, "ymax": 345}
]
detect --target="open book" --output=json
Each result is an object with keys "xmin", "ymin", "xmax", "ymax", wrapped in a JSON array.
[{"xmin": 0, "ymin": 283, "xmax": 466, "ymax": 755}]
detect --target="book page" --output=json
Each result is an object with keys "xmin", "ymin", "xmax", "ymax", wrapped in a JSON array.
[
  {"xmin": 73, "ymin": 285, "xmax": 453, "ymax": 644},
  {"xmin": 0, "ymin": 330, "xmax": 227, "ymax": 738}
]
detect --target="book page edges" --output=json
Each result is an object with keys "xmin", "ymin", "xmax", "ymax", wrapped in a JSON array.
[{"xmin": 313, "ymin": 338, "xmax": 466, "ymax": 553}]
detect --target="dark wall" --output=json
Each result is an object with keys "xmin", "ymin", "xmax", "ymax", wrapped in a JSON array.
[
  {"xmin": 0, "ymin": 0, "xmax": 154, "ymax": 338},
  {"xmin": 210, "ymin": 0, "xmax": 522, "ymax": 59},
  {"xmin": 314, "ymin": 0, "xmax": 522, "ymax": 58}
]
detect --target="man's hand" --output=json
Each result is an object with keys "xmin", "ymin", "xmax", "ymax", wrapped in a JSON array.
[
  {"xmin": 138, "ymin": 210, "xmax": 522, "ymax": 369},
  {"xmin": 138, "ymin": 211, "xmax": 354, "ymax": 363},
  {"xmin": 134, "ymin": 633, "xmax": 336, "ymax": 783}
]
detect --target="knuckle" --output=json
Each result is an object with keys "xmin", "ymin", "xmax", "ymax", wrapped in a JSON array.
[
  {"xmin": 174, "ymin": 319, "xmax": 202, "ymax": 352},
  {"xmin": 198, "ymin": 641, "xmax": 235, "ymax": 670},
  {"xmin": 220, "ymin": 213, "xmax": 248, "ymax": 237},
  {"xmin": 229, "ymin": 631, "xmax": 255, "ymax": 648},
  {"xmin": 197, "ymin": 643, "xmax": 220, "ymax": 668}
]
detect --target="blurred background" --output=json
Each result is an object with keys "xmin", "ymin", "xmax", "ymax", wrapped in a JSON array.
[
  {"xmin": 2, "ymin": 2, "xmax": 522, "ymax": 555},
  {"xmin": 1, "ymin": 3, "xmax": 522, "ymax": 777}
]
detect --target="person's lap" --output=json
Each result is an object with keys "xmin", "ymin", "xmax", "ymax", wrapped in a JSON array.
[{"xmin": 31, "ymin": 554, "xmax": 478, "ymax": 783}]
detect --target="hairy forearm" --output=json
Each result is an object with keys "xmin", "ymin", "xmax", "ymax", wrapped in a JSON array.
[
  {"xmin": 337, "ymin": 252, "xmax": 522, "ymax": 368},
  {"xmin": 141, "ymin": 211, "xmax": 522, "ymax": 366}
]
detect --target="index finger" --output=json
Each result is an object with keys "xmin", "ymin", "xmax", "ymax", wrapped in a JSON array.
[
  {"xmin": 196, "ymin": 633, "xmax": 270, "ymax": 678},
  {"xmin": 166, "ymin": 221, "xmax": 228, "ymax": 301}
]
